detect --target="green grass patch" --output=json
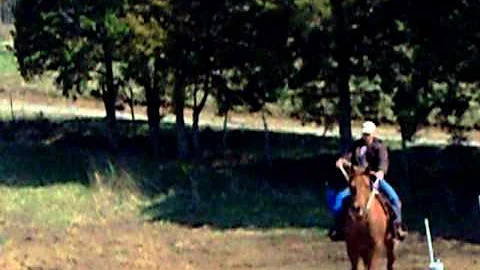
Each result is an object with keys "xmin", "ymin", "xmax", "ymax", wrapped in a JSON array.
[
  {"xmin": 0, "ymin": 143, "xmax": 147, "ymax": 228},
  {"xmin": 0, "ymin": 183, "xmax": 141, "ymax": 228},
  {"xmin": 0, "ymin": 50, "xmax": 17, "ymax": 74},
  {"xmin": 0, "ymin": 184, "xmax": 95, "ymax": 227}
]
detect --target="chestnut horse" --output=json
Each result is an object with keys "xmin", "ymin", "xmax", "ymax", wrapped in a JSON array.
[{"xmin": 344, "ymin": 166, "xmax": 396, "ymax": 270}]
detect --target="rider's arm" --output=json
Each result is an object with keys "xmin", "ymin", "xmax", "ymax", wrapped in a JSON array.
[
  {"xmin": 377, "ymin": 143, "xmax": 389, "ymax": 175},
  {"xmin": 341, "ymin": 140, "xmax": 357, "ymax": 161},
  {"xmin": 336, "ymin": 142, "xmax": 355, "ymax": 168}
]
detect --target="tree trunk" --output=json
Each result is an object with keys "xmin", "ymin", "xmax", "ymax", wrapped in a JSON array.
[
  {"xmin": 9, "ymin": 92, "xmax": 14, "ymax": 122},
  {"xmin": 128, "ymin": 86, "xmax": 135, "ymax": 122},
  {"xmin": 262, "ymin": 109, "xmax": 273, "ymax": 168},
  {"xmin": 331, "ymin": 0, "xmax": 352, "ymax": 153},
  {"xmin": 192, "ymin": 77, "xmax": 210, "ymax": 159},
  {"xmin": 222, "ymin": 108, "xmax": 229, "ymax": 154},
  {"xmin": 174, "ymin": 74, "xmax": 189, "ymax": 161},
  {"xmin": 188, "ymin": 165, "xmax": 201, "ymax": 213},
  {"xmin": 126, "ymin": 86, "xmax": 136, "ymax": 136},
  {"xmin": 102, "ymin": 40, "xmax": 118, "ymax": 150},
  {"xmin": 145, "ymin": 56, "xmax": 162, "ymax": 157},
  {"xmin": 146, "ymin": 83, "xmax": 160, "ymax": 157},
  {"xmin": 400, "ymin": 137, "xmax": 415, "ymax": 205},
  {"xmin": 192, "ymin": 86, "xmax": 200, "ymax": 159},
  {"xmin": 192, "ymin": 10, "xmax": 213, "ymax": 160}
]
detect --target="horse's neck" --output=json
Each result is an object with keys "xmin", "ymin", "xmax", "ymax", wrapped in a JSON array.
[
  {"xmin": 348, "ymin": 195, "xmax": 388, "ymax": 222},
  {"xmin": 374, "ymin": 193, "xmax": 391, "ymax": 217}
]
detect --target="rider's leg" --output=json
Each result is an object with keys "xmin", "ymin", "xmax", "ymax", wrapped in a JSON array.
[
  {"xmin": 328, "ymin": 187, "xmax": 351, "ymax": 241},
  {"xmin": 377, "ymin": 179, "xmax": 402, "ymax": 223},
  {"xmin": 333, "ymin": 187, "xmax": 351, "ymax": 217},
  {"xmin": 325, "ymin": 186, "xmax": 337, "ymax": 214},
  {"xmin": 377, "ymin": 178, "xmax": 407, "ymax": 239}
]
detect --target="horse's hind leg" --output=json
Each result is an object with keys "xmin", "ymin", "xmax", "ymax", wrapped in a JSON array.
[
  {"xmin": 365, "ymin": 246, "xmax": 382, "ymax": 270},
  {"xmin": 386, "ymin": 240, "xmax": 395, "ymax": 270}
]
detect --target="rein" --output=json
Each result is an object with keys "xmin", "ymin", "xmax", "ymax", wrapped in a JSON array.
[
  {"xmin": 365, "ymin": 178, "xmax": 380, "ymax": 212},
  {"xmin": 350, "ymin": 181, "xmax": 379, "ymax": 219}
]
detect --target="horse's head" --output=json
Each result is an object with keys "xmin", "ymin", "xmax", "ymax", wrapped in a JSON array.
[{"xmin": 348, "ymin": 166, "xmax": 372, "ymax": 217}]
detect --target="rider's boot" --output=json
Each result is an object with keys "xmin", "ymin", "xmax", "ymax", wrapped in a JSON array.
[
  {"xmin": 392, "ymin": 202, "xmax": 408, "ymax": 241},
  {"xmin": 394, "ymin": 221, "xmax": 408, "ymax": 241},
  {"xmin": 328, "ymin": 214, "xmax": 345, "ymax": 242},
  {"xmin": 328, "ymin": 208, "xmax": 346, "ymax": 241}
]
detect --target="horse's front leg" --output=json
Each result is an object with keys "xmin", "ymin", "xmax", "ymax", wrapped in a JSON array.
[
  {"xmin": 365, "ymin": 244, "xmax": 382, "ymax": 270},
  {"xmin": 386, "ymin": 239, "xmax": 395, "ymax": 270},
  {"xmin": 346, "ymin": 242, "xmax": 360, "ymax": 270}
]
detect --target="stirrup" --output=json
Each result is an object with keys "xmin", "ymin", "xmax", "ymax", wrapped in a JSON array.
[{"xmin": 394, "ymin": 222, "xmax": 408, "ymax": 241}]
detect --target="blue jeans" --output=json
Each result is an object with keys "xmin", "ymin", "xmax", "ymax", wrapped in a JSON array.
[
  {"xmin": 326, "ymin": 186, "xmax": 351, "ymax": 216},
  {"xmin": 326, "ymin": 179, "xmax": 402, "ymax": 223}
]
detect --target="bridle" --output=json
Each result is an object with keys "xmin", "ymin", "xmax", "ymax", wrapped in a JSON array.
[{"xmin": 338, "ymin": 162, "xmax": 380, "ymax": 217}]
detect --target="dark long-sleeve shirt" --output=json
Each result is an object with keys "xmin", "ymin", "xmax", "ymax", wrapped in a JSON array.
[{"xmin": 342, "ymin": 137, "xmax": 389, "ymax": 175}]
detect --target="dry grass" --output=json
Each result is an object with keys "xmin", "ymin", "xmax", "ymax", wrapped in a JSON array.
[{"xmin": 0, "ymin": 221, "xmax": 479, "ymax": 269}]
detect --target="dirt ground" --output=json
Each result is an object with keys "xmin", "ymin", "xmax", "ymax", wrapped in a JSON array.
[{"xmin": 0, "ymin": 219, "xmax": 479, "ymax": 270}]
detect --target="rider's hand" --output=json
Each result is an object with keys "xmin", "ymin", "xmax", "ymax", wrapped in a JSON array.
[
  {"xmin": 335, "ymin": 158, "xmax": 345, "ymax": 168},
  {"xmin": 374, "ymin": 171, "xmax": 385, "ymax": 180},
  {"xmin": 373, "ymin": 179, "xmax": 380, "ymax": 190}
]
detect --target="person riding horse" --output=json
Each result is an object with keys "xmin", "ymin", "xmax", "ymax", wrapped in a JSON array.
[{"xmin": 326, "ymin": 121, "xmax": 408, "ymax": 241}]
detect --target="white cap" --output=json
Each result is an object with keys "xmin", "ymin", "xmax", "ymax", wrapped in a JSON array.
[{"xmin": 362, "ymin": 121, "xmax": 376, "ymax": 134}]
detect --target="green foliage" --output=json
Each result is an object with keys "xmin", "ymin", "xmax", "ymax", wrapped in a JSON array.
[
  {"xmin": 287, "ymin": 0, "xmax": 480, "ymax": 145},
  {"xmin": 122, "ymin": 1, "xmax": 168, "ymax": 101},
  {"xmin": 12, "ymin": 0, "xmax": 130, "ymax": 98},
  {"xmin": 7, "ymin": 0, "xmax": 480, "ymax": 156},
  {"xmin": 155, "ymin": 0, "xmax": 295, "ymax": 112}
]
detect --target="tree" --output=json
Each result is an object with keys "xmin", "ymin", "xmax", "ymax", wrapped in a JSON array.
[
  {"xmin": 287, "ymin": 1, "xmax": 337, "ymax": 133},
  {"xmin": 371, "ymin": 0, "xmax": 480, "ymax": 146},
  {"xmin": 12, "ymin": 0, "xmax": 130, "ymax": 149},
  {"xmin": 123, "ymin": 1, "xmax": 169, "ymax": 157},
  {"xmin": 158, "ymin": 0, "xmax": 294, "ymax": 160},
  {"xmin": 289, "ymin": 0, "xmax": 379, "ymax": 152},
  {"xmin": 329, "ymin": 0, "xmax": 352, "ymax": 153},
  {"xmin": 289, "ymin": 0, "xmax": 479, "ymax": 149}
]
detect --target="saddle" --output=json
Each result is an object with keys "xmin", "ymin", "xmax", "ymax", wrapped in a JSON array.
[{"xmin": 375, "ymin": 192, "xmax": 396, "ymax": 237}]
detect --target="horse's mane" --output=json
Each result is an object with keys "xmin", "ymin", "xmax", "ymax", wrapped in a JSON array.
[{"xmin": 349, "ymin": 165, "xmax": 370, "ymax": 181}]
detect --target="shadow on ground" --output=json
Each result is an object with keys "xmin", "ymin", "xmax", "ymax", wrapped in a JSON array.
[{"xmin": 0, "ymin": 117, "xmax": 478, "ymax": 243}]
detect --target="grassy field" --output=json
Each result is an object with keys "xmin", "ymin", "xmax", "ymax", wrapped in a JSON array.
[{"xmin": 0, "ymin": 47, "xmax": 478, "ymax": 269}]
